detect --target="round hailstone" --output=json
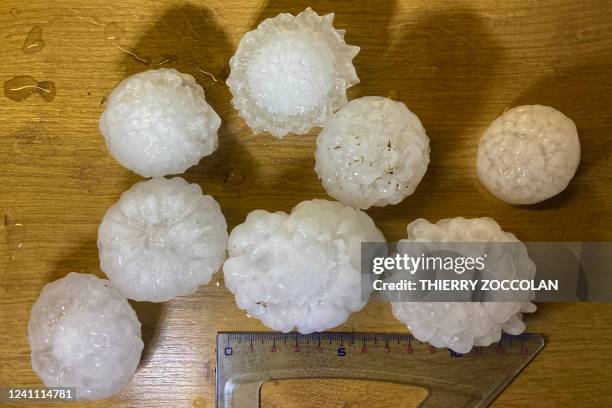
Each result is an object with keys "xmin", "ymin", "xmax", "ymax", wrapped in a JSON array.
[
  {"xmin": 223, "ymin": 199, "xmax": 385, "ymax": 333},
  {"xmin": 227, "ymin": 8, "xmax": 360, "ymax": 138},
  {"xmin": 477, "ymin": 105, "xmax": 580, "ymax": 205},
  {"xmin": 390, "ymin": 217, "xmax": 537, "ymax": 353},
  {"xmin": 29, "ymin": 273, "xmax": 143, "ymax": 400},
  {"xmin": 98, "ymin": 177, "xmax": 228, "ymax": 302},
  {"xmin": 99, "ymin": 68, "xmax": 221, "ymax": 177},
  {"xmin": 315, "ymin": 96, "xmax": 430, "ymax": 209}
]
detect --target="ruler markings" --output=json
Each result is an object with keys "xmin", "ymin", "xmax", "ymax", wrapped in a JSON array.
[{"xmin": 218, "ymin": 332, "xmax": 539, "ymax": 358}]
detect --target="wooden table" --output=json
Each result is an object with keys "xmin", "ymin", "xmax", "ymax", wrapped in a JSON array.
[{"xmin": 1, "ymin": 0, "xmax": 611, "ymax": 406}]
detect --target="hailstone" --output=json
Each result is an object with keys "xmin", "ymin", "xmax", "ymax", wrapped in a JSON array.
[
  {"xmin": 315, "ymin": 96, "xmax": 430, "ymax": 209},
  {"xmin": 99, "ymin": 68, "xmax": 221, "ymax": 177},
  {"xmin": 390, "ymin": 217, "xmax": 537, "ymax": 353},
  {"xmin": 477, "ymin": 105, "xmax": 580, "ymax": 205},
  {"xmin": 28, "ymin": 273, "xmax": 143, "ymax": 400},
  {"xmin": 223, "ymin": 199, "xmax": 385, "ymax": 333},
  {"xmin": 226, "ymin": 8, "xmax": 360, "ymax": 138},
  {"xmin": 98, "ymin": 177, "xmax": 228, "ymax": 302}
]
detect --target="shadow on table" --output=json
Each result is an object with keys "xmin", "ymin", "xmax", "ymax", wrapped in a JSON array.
[
  {"xmin": 346, "ymin": 6, "xmax": 501, "ymax": 225},
  {"xmin": 130, "ymin": 300, "xmax": 165, "ymax": 369},
  {"xmin": 49, "ymin": 241, "xmax": 101, "ymax": 281},
  {"xmin": 119, "ymin": 4, "xmax": 232, "ymax": 112}
]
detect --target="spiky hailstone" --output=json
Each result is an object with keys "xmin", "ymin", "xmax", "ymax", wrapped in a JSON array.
[
  {"xmin": 227, "ymin": 8, "xmax": 360, "ymax": 138},
  {"xmin": 98, "ymin": 177, "xmax": 228, "ymax": 302},
  {"xmin": 29, "ymin": 273, "xmax": 143, "ymax": 400},
  {"xmin": 224, "ymin": 199, "xmax": 385, "ymax": 333},
  {"xmin": 99, "ymin": 68, "xmax": 221, "ymax": 177},
  {"xmin": 391, "ymin": 217, "xmax": 537, "ymax": 353},
  {"xmin": 477, "ymin": 105, "xmax": 580, "ymax": 205},
  {"xmin": 315, "ymin": 96, "xmax": 430, "ymax": 209}
]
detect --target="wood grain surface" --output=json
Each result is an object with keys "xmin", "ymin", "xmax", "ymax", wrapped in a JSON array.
[{"xmin": 1, "ymin": 0, "xmax": 611, "ymax": 407}]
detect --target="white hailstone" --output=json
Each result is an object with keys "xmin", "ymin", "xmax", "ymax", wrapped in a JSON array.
[
  {"xmin": 224, "ymin": 199, "xmax": 385, "ymax": 333},
  {"xmin": 99, "ymin": 68, "xmax": 221, "ymax": 177},
  {"xmin": 29, "ymin": 273, "xmax": 143, "ymax": 400},
  {"xmin": 477, "ymin": 105, "xmax": 580, "ymax": 205},
  {"xmin": 391, "ymin": 217, "xmax": 537, "ymax": 354},
  {"xmin": 227, "ymin": 8, "xmax": 360, "ymax": 138},
  {"xmin": 315, "ymin": 96, "xmax": 430, "ymax": 209},
  {"xmin": 98, "ymin": 177, "xmax": 228, "ymax": 302}
]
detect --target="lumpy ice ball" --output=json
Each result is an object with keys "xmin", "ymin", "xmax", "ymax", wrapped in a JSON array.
[
  {"xmin": 391, "ymin": 217, "xmax": 537, "ymax": 353},
  {"xmin": 29, "ymin": 273, "xmax": 143, "ymax": 400},
  {"xmin": 98, "ymin": 177, "xmax": 228, "ymax": 302},
  {"xmin": 477, "ymin": 105, "xmax": 580, "ymax": 204},
  {"xmin": 315, "ymin": 96, "xmax": 430, "ymax": 209},
  {"xmin": 224, "ymin": 199, "xmax": 385, "ymax": 333},
  {"xmin": 227, "ymin": 8, "xmax": 360, "ymax": 138},
  {"xmin": 99, "ymin": 68, "xmax": 221, "ymax": 177}
]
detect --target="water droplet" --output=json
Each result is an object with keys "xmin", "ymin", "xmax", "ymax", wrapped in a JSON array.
[
  {"xmin": 10, "ymin": 8, "xmax": 19, "ymax": 17},
  {"xmin": 158, "ymin": 53, "xmax": 178, "ymax": 66},
  {"xmin": 4, "ymin": 75, "xmax": 56, "ymax": 102},
  {"xmin": 114, "ymin": 44, "xmax": 151, "ymax": 65},
  {"xmin": 36, "ymin": 81, "xmax": 56, "ymax": 102},
  {"xmin": 4, "ymin": 76, "xmax": 36, "ymax": 101},
  {"xmin": 120, "ymin": 47, "xmax": 151, "ymax": 65},
  {"xmin": 184, "ymin": 61, "xmax": 218, "ymax": 87},
  {"xmin": 104, "ymin": 22, "xmax": 124, "ymax": 43},
  {"xmin": 224, "ymin": 169, "xmax": 245, "ymax": 186},
  {"xmin": 23, "ymin": 25, "xmax": 45, "ymax": 54},
  {"xmin": 104, "ymin": 22, "xmax": 150, "ymax": 65}
]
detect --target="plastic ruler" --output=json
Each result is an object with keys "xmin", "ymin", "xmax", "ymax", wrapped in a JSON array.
[{"xmin": 216, "ymin": 332, "xmax": 545, "ymax": 408}]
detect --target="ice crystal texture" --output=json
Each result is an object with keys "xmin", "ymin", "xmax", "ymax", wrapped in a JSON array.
[
  {"xmin": 315, "ymin": 96, "xmax": 430, "ymax": 209},
  {"xmin": 98, "ymin": 177, "xmax": 228, "ymax": 302},
  {"xmin": 28, "ymin": 273, "xmax": 143, "ymax": 400},
  {"xmin": 477, "ymin": 105, "xmax": 580, "ymax": 204},
  {"xmin": 227, "ymin": 8, "xmax": 360, "ymax": 138},
  {"xmin": 391, "ymin": 217, "xmax": 537, "ymax": 353},
  {"xmin": 99, "ymin": 68, "xmax": 221, "ymax": 177},
  {"xmin": 224, "ymin": 199, "xmax": 385, "ymax": 333}
]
